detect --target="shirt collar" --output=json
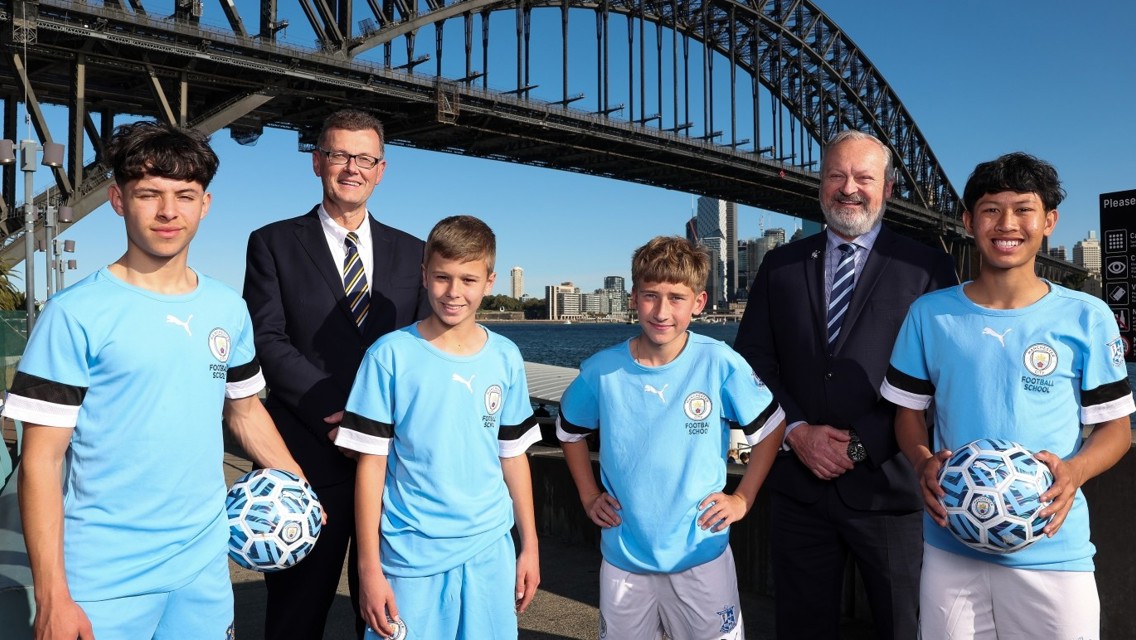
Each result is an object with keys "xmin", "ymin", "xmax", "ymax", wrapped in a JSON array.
[
  {"xmin": 826, "ymin": 223, "xmax": 882, "ymax": 255},
  {"xmin": 317, "ymin": 204, "xmax": 372, "ymax": 246}
]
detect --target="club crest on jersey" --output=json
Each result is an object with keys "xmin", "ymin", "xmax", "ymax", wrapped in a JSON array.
[
  {"xmin": 484, "ymin": 384, "xmax": 503, "ymax": 415},
  {"xmin": 683, "ymin": 392, "xmax": 712, "ymax": 421},
  {"xmin": 1109, "ymin": 336, "xmax": 1125, "ymax": 367},
  {"xmin": 208, "ymin": 328, "xmax": 231, "ymax": 363},
  {"xmin": 717, "ymin": 604, "xmax": 738, "ymax": 633},
  {"xmin": 1023, "ymin": 343, "xmax": 1057, "ymax": 376}
]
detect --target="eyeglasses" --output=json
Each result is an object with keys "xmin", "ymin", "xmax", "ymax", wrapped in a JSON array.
[{"xmin": 316, "ymin": 148, "xmax": 382, "ymax": 170}]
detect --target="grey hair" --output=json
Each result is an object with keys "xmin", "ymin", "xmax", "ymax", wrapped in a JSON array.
[{"xmin": 823, "ymin": 130, "xmax": 896, "ymax": 182}]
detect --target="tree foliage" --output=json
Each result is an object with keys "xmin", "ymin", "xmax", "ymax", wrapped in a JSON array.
[{"xmin": 0, "ymin": 262, "xmax": 24, "ymax": 311}]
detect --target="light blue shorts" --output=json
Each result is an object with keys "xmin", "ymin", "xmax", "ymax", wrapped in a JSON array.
[
  {"xmin": 366, "ymin": 532, "xmax": 518, "ymax": 640},
  {"xmin": 78, "ymin": 550, "xmax": 234, "ymax": 640}
]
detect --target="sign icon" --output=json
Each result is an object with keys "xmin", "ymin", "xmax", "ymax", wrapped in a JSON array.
[
  {"xmin": 1106, "ymin": 256, "xmax": 1128, "ymax": 279},
  {"xmin": 1115, "ymin": 308, "xmax": 1129, "ymax": 331},
  {"xmin": 1105, "ymin": 229, "xmax": 1127, "ymax": 254},
  {"xmin": 1108, "ymin": 284, "xmax": 1128, "ymax": 304}
]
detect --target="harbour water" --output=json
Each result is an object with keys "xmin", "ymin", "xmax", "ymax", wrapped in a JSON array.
[{"xmin": 486, "ymin": 322, "xmax": 738, "ymax": 369}]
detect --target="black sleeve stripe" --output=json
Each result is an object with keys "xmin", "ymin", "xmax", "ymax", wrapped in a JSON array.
[
  {"xmin": 341, "ymin": 412, "xmax": 394, "ymax": 439},
  {"xmin": 1083, "ymin": 379, "xmax": 1133, "ymax": 408},
  {"xmin": 739, "ymin": 402, "xmax": 783, "ymax": 436},
  {"xmin": 499, "ymin": 416, "xmax": 539, "ymax": 441},
  {"xmin": 226, "ymin": 358, "xmax": 261, "ymax": 384},
  {"xmin": 9, "ymin": 372, "xmax": 86, "ymax": 406},
  {"xmin": 885, "ymin": 364, "xmax": 934, "ymax": 397},
  {"xmin": 557, "ymin": 415, "xmax": 593, "ymax": 436}
]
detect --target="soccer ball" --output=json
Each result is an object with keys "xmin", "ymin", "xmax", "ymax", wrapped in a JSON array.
[
  {"xmin": 226, "ymin": 468, "xmax": 322, "ymax": 572},
  {"xmin": 937, "ymin": 438, "xmax": 1054, "ymax": 554}
]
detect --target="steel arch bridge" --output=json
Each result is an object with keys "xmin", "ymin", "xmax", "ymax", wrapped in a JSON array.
[{"xmin": 0, "ymin": 0, "xmax": 1074, "ymax": 280}]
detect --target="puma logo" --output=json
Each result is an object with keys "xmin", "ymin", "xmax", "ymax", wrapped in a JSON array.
[
  {"xmin": 644, "ymin": 384, "xmax": 668, "ymax": 403},
  {"xmin": 452, "ymin": 373, "xmax": 475, "ymax": 394},
  {"xmin": 166, "ymin": 314, "xmax": 193, "ymax": 336},
  {"xmin": 982, "ymin": 327, "xmax": 1012, "ymax": 348}
]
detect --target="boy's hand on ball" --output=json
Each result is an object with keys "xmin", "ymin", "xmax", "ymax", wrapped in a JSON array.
[
  {"xmin": 1035, "ymin": 450, "xmax": 1079, "ymax": 537},
  {"xmin": 919, "ymin": 450, "xmax": 951, "ymax": 527}
]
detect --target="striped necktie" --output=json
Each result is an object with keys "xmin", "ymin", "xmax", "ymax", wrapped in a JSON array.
[
  {"xmin": 342, "ymin": 232, "xmax": 370, "ymax": 328},
  {"xmin": 827, "ymin": 243, "xmax": 856, "ymax": 348}
]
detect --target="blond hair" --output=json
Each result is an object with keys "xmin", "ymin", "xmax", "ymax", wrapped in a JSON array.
[{"xmin": 424, "ymin": 215, "xmax": 496, "ymax": 272}]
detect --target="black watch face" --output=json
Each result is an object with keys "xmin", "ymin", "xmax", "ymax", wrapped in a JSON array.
[{"xmin": 848, "ymin": 441, "xmax": 867, "ymax": 463}]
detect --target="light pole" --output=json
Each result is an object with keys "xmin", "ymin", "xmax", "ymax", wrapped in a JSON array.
[
  {"xmin": 56, "ymin": 236, "xmax": 77, "ymax": 290},
  {"xmin": 15, "ymin": 139, "xmax": 63, "ymax": 332}
]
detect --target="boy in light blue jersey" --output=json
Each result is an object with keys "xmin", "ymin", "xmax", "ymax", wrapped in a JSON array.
[
  {"xmin": 557, "ymin": 236, "xmax": 785, "ymax": 640},
  {"xmin": 882, "ymin": 153, "xmax": 1134, "ymax": 638},
  {"xmin": 3, "ymin": 122, "xmax": 305, "ymax": 639},
  {"xmin": 335, "ymin": 215, "xmax": 541, "ymax": 640}
]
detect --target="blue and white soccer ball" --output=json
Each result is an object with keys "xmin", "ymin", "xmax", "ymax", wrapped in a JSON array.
[
  {"xmin": 226, "ymin": 468, "xmax": 322, "ymax": 572},
  {"xmin": 937, "ymin": 438, "xmax": 1054, "ymax": 554}
]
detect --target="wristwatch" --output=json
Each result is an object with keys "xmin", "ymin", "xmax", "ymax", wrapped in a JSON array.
[{"xmin": 847, "ymin": 430, "xmax": 867, "ymax": 463}]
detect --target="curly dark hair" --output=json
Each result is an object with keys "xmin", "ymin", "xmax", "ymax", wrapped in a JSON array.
[{"xmin": 106, "ymin": 121, "xmax": 219, "ymax": 188}]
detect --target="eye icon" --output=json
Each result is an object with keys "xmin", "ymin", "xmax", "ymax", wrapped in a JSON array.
[{"xmin": 1108, "ymin": 260, "xmax": 1126, "ymax": 275}]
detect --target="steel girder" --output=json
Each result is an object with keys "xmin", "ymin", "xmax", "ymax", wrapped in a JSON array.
[{"xmin": 0, "ymin": 0, "xmax": 1078, "ymax": 285}]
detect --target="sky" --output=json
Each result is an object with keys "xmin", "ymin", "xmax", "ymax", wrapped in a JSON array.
[{"xmin": 8, "ymin": 0, "xmax": 1136, "ymax": 299}]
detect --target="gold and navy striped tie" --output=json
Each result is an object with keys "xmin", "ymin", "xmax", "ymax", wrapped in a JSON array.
[
  {"xmin": 342, "ymin": 232, "xmax": 370, "ymax": 328},
  {"xmin": 827, "ymin": 243, "xmax": 856, "ymax": 348}
]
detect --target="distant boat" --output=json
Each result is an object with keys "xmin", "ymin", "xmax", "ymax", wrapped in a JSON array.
[{"xmin": 563, "ymin": 319, "xmax": 572, "ymax": 324}]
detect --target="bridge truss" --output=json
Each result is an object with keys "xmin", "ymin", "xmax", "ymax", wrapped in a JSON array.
[{"xmin": 0, "ymin": 0, "xmax": 1077, "ymax": 281}]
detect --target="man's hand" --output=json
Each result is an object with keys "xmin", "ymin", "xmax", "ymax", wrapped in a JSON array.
[
  {"xmin": 915, "ymin": 449, "xmax": 952, "ymax": 526},
  {"xmin": 786, "ymin": 424, "xmax": 855, "ymax": 479},
  {"xmin": 582, "ymin": 490, "xmax": 622, "ymax": 528}
]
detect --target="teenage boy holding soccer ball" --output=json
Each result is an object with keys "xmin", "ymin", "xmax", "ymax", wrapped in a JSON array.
[
  {"xmin": 334, "ymin": 215, "xmax": 542, "ymax": 639},
  {"xmin": 881, "ymin": 152, "xmax": 1134, "ymax": 638},
  {"xmin": 5, "ymin": 122, "xmax": 306, "ymax": 639},
  {"xmin": 557, "ymin": 236, "xmax": 786, "ymax": 639}
]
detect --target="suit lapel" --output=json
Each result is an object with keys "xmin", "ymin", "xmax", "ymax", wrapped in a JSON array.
[
  {"xmin": 292, "ymin": 207, "xmax": 362, "ymax": 332},
  {"xmin": 803, "ymin": 235, "xmax": 829, "ymax": 349}
]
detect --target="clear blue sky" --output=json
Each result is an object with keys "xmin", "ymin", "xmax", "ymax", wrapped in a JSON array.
[{"xmin": 11, "ymin": 0, "xmax": 1136, "ymax": 299}]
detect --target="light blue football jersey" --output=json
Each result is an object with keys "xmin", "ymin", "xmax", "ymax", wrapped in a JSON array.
[
  {"xmin": 882, "ymin": 283, "xmax": 1134, "ymax": 570},
  {"xmin": 557, "ymin": 332, "xmax": 784, "ymax": 574},
  {"xmin": 3, "ymin": 268, "xmax": 264, "ymax": 600},
  {"xmin": 338, "ymin": 324, "xmax": 540, "ymax": 577}
]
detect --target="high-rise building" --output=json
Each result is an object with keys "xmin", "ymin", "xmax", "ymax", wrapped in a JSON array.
[
  {"xmin": 545, "ymin": 282, "xmax": 581, "ymax": 320},
  {"xmin": 604, "ymin": 275, "xmax": 625, "ymax": 292},
  {"xmin": 1073, "ymin": 231, "xmax": 1101, "ymax": 276},
  {"xmin": 509, "ymin": 266, "xmax": 524, "ymax": 299},
  {"xmin": 696, "ymin": 197, "xmax": 738, "ymax": 303},
  {"xmin": 1048, "ymin": 246, "xmax": 1067, "ymax": 262},
  {"xmin": 764, "ymin": 227, "xmax": 787, "ymax": 247}
]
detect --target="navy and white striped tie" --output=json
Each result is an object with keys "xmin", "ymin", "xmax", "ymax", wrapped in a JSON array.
[
  {"xmin": 343, "ymin": 232, "xmax": 370, "ymax": 328},
  {"xmin": 827, "ymin": 243, "xmax": 856, "ymax": 348}
]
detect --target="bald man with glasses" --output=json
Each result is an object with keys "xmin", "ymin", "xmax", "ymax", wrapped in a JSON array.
[{"xmin": 244, "ymin": 109, "xmax": 429, "ymax": 640}]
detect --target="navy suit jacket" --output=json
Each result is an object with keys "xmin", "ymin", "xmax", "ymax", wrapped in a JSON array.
[
  {"xmin": 244, "ymin": 207, "xmax": 429, "ymax": 487},
  {"xmin": 734, "ymin": 226, "xmax": 957, "ymax": 511}
]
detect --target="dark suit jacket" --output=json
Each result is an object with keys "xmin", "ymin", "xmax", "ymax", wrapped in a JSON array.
[
  {"xmin": 244, "ymin": 207, "xmax": 429, "ymax": 487},
  {"xmin": 734, "ymin": 226, "xmax": 956, "ymax": 511}
]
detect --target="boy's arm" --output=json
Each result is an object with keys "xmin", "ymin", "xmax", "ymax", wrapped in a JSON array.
[
  {"xmin": 501, "ymin": 454, "xmax": 540, "ymax": 613},
  {"xmin": 697, "ymin": 420, "xmax": 784, "ymax": 531},
  {"xmin": 560, "ymin": 438, "xmax": 621, "ymax": 528},
  {"xmin": 223, "ymin": 395, "xmax": 305, "ymax": 480},
  {"xmin": 355, "ymin": 453, "xmax": 399, "ymax": 637},
  {"xmin": 1037, "ymin": 415, "xmax": 1132, "ymax": 536},
  {"xmin": 19, "ymin": 425, "xmax": 94, "ymax": 640},
  {"xmin": 895, "ymin": 407, "xmax": 949, "ymax": 526}
]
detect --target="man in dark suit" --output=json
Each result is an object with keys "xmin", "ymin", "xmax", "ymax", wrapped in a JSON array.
[
  {"xmin": 244, "ymin": 109, "xmax": 428, "ymax": 639},
  {"xmin": 734, "ymin": 130, "xmax": 957, "ymax": 639}
]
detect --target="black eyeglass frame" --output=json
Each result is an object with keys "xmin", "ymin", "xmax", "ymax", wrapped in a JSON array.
[{"xmin": 316, "ymin": 147, "xmax": 383, "ymax": 170}]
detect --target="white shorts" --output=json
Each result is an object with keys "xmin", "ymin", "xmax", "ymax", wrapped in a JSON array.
[
  {"xmin": 598, "ymin": 545, "xmax": 744, "ymax": 640},
  {"xmin": 920, "ymin": 543, "xmax": 1099, "ymax": 640}
]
